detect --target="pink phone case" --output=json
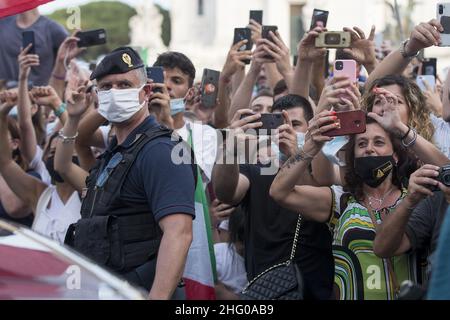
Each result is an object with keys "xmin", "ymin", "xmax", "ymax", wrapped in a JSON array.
[
  {"xmin": 333, "ymin": 60, "xmax": 357, "ymax": 102},
  {"xmin": 334, "ymin": 60, "xmax": 357, "ymax": 82}
]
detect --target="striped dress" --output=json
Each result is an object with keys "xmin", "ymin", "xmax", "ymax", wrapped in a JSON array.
[{"xmin": 329, "ymin": 185, "xmax": 417, "ymax": 300}]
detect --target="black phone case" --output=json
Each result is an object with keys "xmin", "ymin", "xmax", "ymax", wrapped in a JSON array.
[
  {"xmin": 310, "ymin": 9, "xmax": 329, "ymax": 30},
  {"xmin": 249, "ymin": 10, "xmax": 263, "ymax": 25},
  {"xmin": 146, "ymin": 67, "xmax": 164, "ymax": 93},
  {"xmin": 240, "ymin": 113, "xmax": 284, "ymax": 135},
  {"xmin": 441, "ymin": 16, "xmax": 450, "ymax": 34},
  {"xmin": 201, "ymin": 69, "xmax": 220, "ymax": 108},
  {"xmin": 22, "ymin": 31, "xmax": 35, "ymax": 54},
  {"xmin": 262, "ymin": 26, "xmax": 278, "ymax": 59},
  {"xmin": 233, "ymin": 28, "xmax": 252, "ymax": 64},
  {"xmin": 76, "ymin": 29, "xmax": 107, "ymax": 47}
]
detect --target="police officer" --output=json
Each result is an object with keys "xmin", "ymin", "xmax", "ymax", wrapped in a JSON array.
[{"xmin": 65, "ymin": 47, "xmax": 195, "ymax": 300}]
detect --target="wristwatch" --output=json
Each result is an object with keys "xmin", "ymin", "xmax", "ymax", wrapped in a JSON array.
[{"xmin": 400, "ymin": 39, "xmax": 419, "ymax": 59}]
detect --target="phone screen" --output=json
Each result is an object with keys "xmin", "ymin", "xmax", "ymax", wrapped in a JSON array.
[
  {"xmin": 22, "ymin": 31, "xmax": 35, "ymax": 54},
  {"xmin": 310, "ymin": 9, "xmax": 329, "ymax": 30},
  {"xmin": 249, "ymin": 10, "xmax": 263, "ymax": 25}
]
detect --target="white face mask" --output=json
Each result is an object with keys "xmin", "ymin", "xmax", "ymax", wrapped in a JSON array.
[
  {"xmin": 97, "ymin": 85, "xmax": 146, "ymax": 123},
  {"xmin": 170, "ymin": 98, "xmax": 185, "ymax": 116},
  {"xmin": 322, "ymin": 135, "xmax": 349, "ymax": 166}
]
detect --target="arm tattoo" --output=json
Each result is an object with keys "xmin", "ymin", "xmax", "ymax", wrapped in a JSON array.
[{"xmin": 281, "ymin": 149, "xmax": 313, "ymax": 170}]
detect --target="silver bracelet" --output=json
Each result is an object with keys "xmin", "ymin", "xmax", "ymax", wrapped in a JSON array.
[
  {"xmin": 401, "ymin": 127, "xmax": 417, "ymax": 148},
  {"xmin": 58, "ymin": 130, "xmax": 78, "ymax": 143}
]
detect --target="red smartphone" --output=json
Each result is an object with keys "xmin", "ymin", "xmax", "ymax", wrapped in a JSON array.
[{"xmin": 323, "ymin": 110, "xmax": 366, "ymax": 137}]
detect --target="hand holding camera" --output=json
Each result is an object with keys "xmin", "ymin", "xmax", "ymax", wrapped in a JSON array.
[
  {"xmin": 342, "ymin": 26, "xmax": 378, "ymax": 69},
  {"xmin": 405, "ymin": 164, "xmax": 446, "ymax": 207},
  {"xmin": 297, "ymin": 26, "xmax": 327, "ymax": 63}
]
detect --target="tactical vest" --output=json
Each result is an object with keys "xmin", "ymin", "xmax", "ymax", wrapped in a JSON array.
[{"xmin": 65, "ymin": 125, "xmax": 191, "ymax": 274}]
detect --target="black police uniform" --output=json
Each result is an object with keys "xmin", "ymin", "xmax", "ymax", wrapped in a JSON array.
[{"xmin": 65, "ymin": 48, "xmax": 195, "ymax": 297}]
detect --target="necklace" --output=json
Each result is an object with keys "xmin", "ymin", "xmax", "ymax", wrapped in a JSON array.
[{"xmin": 364, "ymin": 186, "xmax": 395, "ymax": 211}]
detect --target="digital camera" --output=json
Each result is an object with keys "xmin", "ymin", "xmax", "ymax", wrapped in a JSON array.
[{"xmin": 315, "ymin": 31, "xmax": 351, "ymax": 48}]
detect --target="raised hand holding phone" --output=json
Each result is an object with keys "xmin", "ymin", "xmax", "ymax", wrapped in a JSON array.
[{"xmin": 18, "ymin": 44, "xmax": 40, "ymax": 81}]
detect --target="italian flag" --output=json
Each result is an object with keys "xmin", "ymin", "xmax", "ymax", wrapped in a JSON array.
[
  {"xmin": 0, "ymin": 0, "xmax": 54, "ymax": 18},
  {"xmin": 183, "ymin": 132, "xmax": 217, "ymax": 299}
]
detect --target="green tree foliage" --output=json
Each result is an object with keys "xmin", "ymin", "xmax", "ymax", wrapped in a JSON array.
[
  {"xmin": 156, "ymin": 4, "xmax": 171, "ymax": 47},
  {"xmin": 47, "ymin": 1, "xmax": 172, "ymax": 62}
]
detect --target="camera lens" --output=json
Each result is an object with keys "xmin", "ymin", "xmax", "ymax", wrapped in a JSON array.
[
  {"xmin": 439, "ymin": 5, "xmax": 444, "ymax": 15},
  {"xmin": 443, "ymin": 173, "xmax": 450, "ymax": 186},
  {"xmin": 325, "ymin": 33, "xmax": 341, "ymax": 45},
  {"xmin": 335, "ymin": 61, "xmax": 343, "ymax": 70}
]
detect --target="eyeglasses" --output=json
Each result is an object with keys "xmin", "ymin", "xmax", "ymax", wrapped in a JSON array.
[{"xmin": 95, "ymin": 152, "xmax": 123, "ymax": 188}]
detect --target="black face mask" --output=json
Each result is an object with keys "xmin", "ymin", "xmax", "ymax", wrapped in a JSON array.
[
  {"xmin": 354, "ymin": 155, "xmax": 396, "ymax": 188},
  {"xmin": 45, "ymin": 156, "xmax": 79, "ymax": 184}
]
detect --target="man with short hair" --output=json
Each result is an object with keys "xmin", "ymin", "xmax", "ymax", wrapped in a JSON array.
[
  {"xmin": 65, "ymin": 47, "xmax": 195, "ymax": 300},
  {"xmin": 0, "ymin": 8, "xmax": 67, "ymax": 86},
  {"xmin": 213, "ymin": 93, "xmax": 334, "ymax": 300}
]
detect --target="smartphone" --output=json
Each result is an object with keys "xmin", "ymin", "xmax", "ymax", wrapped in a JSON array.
[
  {"xmin": 76, "ymin": 29, "xmax": 107, "ymax": 47},
  {"xmin": 422, "ymin": 58, "xmax": 437, "ymax": 78},
  {"xmin": 323, "ymin": 110, "xmax": 366, "ymax": 137},
  {"xmin": 240, "ymin": 113, "xmax": 284, "ymax": 135},
  {"xmin": 438, "ymin": 3, "xmax": 450, "ymax": 46},
  {"xmin": 146, "ymin": 66, "xmax": 164, "ymax": 93},
  {"xmin": 22, "ymin": 31, "xmax": 35, "ymax": 54},
  {"xmin": 416, "ymin": 75, "xmax": 436, "ymax": 92},
  {"xmin": 262, "ymin": 25, "xmax": 278, "ymax": 59},
  {"xmin": 310, "ymin": 9, "xmax": 329, "ymax": 30},
  {"xmin": 334, "ymin": 60, "xmax": 357, "ymax": 102},
  {"xmin": 201, "ymin": 68, "xmax": 220, "ymax": 108},
  {"xmin": 233, "ymin": 28, "xmax": 252, "ymax": 64},
  {"xmin": 262, "ymin": 25, "xmax": 278, "ymax": 42},
  {"xmin": 249, "ymin": 10, "xmax": 263, "ymax": 25},
  {"xmin": 315, "ymin": 31, "xmax": 351, "ymax": 48}
]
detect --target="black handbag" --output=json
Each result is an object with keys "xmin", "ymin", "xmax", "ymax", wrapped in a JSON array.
[{"xmin": 241, "ymin": 215, "xmax": 304, "ymax": 300}]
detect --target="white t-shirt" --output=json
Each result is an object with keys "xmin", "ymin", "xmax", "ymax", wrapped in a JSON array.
[
  {"xmin": 177, "ymin": 120, "xmax": 218, "ymax": 184},
  {"xmin": 32, "ymin": 185, "xmax": 81, "ymax": 244},
  {"xmin": 214, "ymin": 243, "xmax": 247, "ymax": 294},
  {"xmin": 431, "ymin": 114, "xmax": 450, "ymax": 159},
  {"xmin": 29, "ymin": 146, "xmax": 51, "ymax": 185}
]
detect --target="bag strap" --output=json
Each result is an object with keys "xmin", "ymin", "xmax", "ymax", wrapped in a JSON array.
[{"xmin": 288, "ymin": 214, "xmax": 303, "ymax": 262}]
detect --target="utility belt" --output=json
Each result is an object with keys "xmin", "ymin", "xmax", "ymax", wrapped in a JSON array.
[{"xmin": 65, "ymin": 214, "xmax": 160, "ymax": 273}]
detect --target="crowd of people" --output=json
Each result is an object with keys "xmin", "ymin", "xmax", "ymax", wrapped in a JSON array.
[{"xmin": 1, "ymin": 6, "xmax": 450, "ymax": 300}]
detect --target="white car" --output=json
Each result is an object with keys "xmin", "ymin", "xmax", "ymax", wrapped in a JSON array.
[{"xmin": 0, "ymin": 219, "xmax": 146, "ymax": 300}]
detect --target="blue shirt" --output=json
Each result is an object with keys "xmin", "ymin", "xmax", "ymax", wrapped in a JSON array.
[
  {"xmin": 107, "ymin": 116, "xmax": 195, "ymax": 222},
  {"xmin": 0, "ymin": 16, "xmax": 67, "ymax": 86}
]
